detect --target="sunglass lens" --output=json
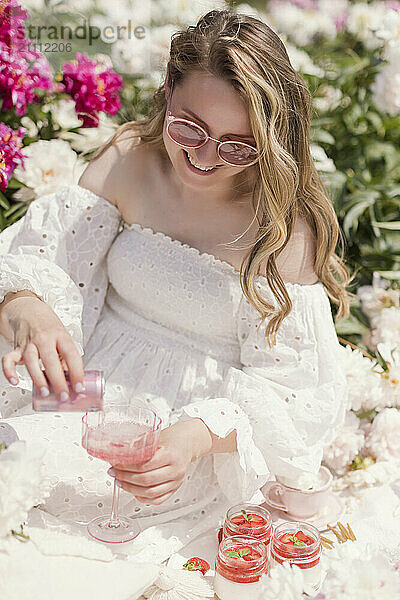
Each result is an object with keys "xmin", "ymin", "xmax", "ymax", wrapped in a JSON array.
[
  {"xmin": 219, "ymin": 142, "xmax": 258, "ymax": 166},
  {"xmin": 168, "ymin": 120, "xmax": 206, "ymax": 147}
]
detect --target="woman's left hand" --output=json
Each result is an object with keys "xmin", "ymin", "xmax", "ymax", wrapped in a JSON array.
[{"xmin": 110, "ymin": 418, "xmax": 212, "ymax": 505}]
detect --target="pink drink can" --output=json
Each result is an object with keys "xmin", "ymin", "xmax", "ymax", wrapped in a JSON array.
[{"xmin": 32, "ymin": 370, "xmax": 104, "ymax": 412}]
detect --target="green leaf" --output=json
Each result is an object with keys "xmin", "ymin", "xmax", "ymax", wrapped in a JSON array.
[
  {"xmin": 11, "ymin": 525, "xmax": 30, "ymax": 541},
  {"xmin": 335, "ymin": 314, "xmax": 369, "ymax": 335},
  {"xmin": 385, "ymin": 186, "xmax": 400, "ymax": 198},
  {"xmin": 7, "ymin": 205, "xmax": 28, "ymax": 224},
  {"xmin": 239, "ymin": 548, "xmax": 250, "ymax": 557},
  {"xmin": 241, "ymin": 509, "xmax": 252, "ymax": 522},
  {"xmin": 342, "ymin": 191, "xmax": 380, "ymax": 236},
  {"xmin": 375, "ymin": 271, "xmax": 400, "ymax": 280},
  {"xmin": 356, "ymin": 408, "xmax": 379, "ymax": 422},
  {"xmin": 0, "ymin": 190, "xmax": 10, "ymax": 210},
  {"xmin": 224, "ymin": 551, "xmax": 240, "ymax": 559},
  {"xmin": 3, "ymin": 202, "xmax": 25, "ymax": 218},
  {"xmin": 371, "ymin": 220, "xmax": 400, "ymax": 231}
]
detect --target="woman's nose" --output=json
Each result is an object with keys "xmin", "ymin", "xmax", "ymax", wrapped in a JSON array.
[{"xmin": 194, "ymin": 138, "xmax": 219, "ymax": 165}]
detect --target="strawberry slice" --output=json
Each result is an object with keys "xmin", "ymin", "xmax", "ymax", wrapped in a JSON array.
[
  {"xmin": 218, "ymin": 527, "xmax": 223, "ymax": 544},
  {"xmin": 295, "ymin": 530, "xmax": 308, "ymax": 543},
  {"xmin": 304, "ymin": 536, "xmax": 314, "ymax": 545},
  {"xmin": 294, "ymin": 531, "xmax": 314, "ymax": 545},
  {"xmin": 280, "ymin": 533, "xmax": 293, "ymax": 544},
  {"xmin": 231, "ymin": 515, "xmax": 245, "ymax": 525},
  {"xmin": 183, "ymin": 557, "xmax": 210, "ymax": 575},
  {"xmin": 248, "ymin": 514, "xmax": 265, "ymax": 525}
]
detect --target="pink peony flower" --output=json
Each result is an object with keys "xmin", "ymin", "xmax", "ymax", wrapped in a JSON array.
[
  {"xmin": 384, "ymin": 1, "xmax": 400, "ymax": 11},
  {"xmin": 0, "ymin": 42, "xmax": 54, "ymax": 115},
  {"xmin": 0, "ymin": 122, "xmax": 26, "ymax": 191},
  {"xmin": 62, "ymin": 53, "xmax": 123, "ymax": 127},
  {"xmin": 0, "ymin": 0, "xmax": 29, "ymax": 49}
]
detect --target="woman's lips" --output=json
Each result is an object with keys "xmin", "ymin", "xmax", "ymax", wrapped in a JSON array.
[{"xmin": 183, "ymin": 149, "xmax": 218, "ymax": 175}]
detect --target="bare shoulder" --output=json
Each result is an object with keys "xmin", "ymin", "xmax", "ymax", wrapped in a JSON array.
[
  {"xmin": 78, "ymin": 125, "xmax": 145, "ymax": 208},
  {"xmin": 276, "ymin": 216, "xmax": 319, "ymax": 285}
]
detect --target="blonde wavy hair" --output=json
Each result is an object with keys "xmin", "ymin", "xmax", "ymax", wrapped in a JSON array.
[{"xmin": 92, "ymin": 9, "xmax": 354, "ymax": 347}]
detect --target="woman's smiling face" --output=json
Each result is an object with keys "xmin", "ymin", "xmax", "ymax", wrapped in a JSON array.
[{"xmin": 163, "ymin": 70, "xmax": 256, "ymax": 193}]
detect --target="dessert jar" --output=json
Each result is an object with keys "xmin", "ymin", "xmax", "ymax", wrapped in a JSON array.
[
  {"xmin": 214, "ymin": 535, "xmax": 268, "ymax": 600},
  {"xmin": 222, "ymin": 503, "xmax": 273, "ymax": 546},
  {"xmin": 270, "ymin": 522, "xmax": 322, "ymax": 590}
]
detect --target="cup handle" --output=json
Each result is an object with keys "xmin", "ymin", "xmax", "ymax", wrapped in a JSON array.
[{"xmin": 262, "ymin": 481, "xmax": 288, "ymax": 512}]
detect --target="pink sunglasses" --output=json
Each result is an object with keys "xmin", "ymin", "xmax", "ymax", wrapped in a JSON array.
[{"xmin": 166, "ymin": 110, "xmax": 259, "ymax": 167}]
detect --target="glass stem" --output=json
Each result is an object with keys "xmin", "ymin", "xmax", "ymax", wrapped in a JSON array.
[{"xmin": 108, "ymin": 479, "xmax": 121, "ymax": 529}]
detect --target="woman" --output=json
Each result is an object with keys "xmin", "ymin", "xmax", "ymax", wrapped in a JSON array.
[{"xmin": 0, "ymin": 10, "xmax": 350, "ymax": 549}]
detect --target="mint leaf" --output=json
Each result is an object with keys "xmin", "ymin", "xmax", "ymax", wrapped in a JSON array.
[
  {"xmin": 288, "ymin": 535, "xmax": 306, "ymax": 547},
  {"xmin": 224, "ymin": 550, "xmax": 241, "ymax": 559},
  {"xmin": 241, "ymin": 509, "xmax": 252, "ymax": 522},
  {"xmin": 239, "ymin": 548, "xmax": 250, "ymax": 557}
]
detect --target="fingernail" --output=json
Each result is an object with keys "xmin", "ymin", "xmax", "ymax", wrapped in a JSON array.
[
  {"xmin": 107, "ymin": 467, "xmax": 115, "ymax": 477},
  {"xmin": 60, "ymin": 391, "xmax": 69, "ymax": 402},
  {"xmin": 74, "ymin": 382, "xmax": 85, "ymax": 393},
  {"xmin": 115, "ymin": 480, "xmax": 123, "ymax": 488},
  {"xmin": 9, "ymin": 377, "xmax": 18, "ymax": 385},
  {"xmin": 40, "ymin": 386, "xmax": 50, "ymax": 397}
]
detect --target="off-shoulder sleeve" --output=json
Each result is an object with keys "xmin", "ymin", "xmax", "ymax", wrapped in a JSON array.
[
  {"xmin": 182, "ymin": 279, "xmax": 348, "ymax": 503},
  {"xmin": 0, "ymin": 183, "xmax": 122, "ymax": 371}
]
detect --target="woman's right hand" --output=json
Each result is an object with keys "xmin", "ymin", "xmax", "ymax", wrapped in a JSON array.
[{"xmin": 0, "ymin": 295, "xmax": 84, "ymax": 400}]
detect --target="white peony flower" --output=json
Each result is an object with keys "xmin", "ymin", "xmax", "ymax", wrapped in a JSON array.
[
  {"xmin": 313, "ymin": 84, "xmax": 343, "ymax": 112},
  {"xmin": 257, "ymin": 562, "xmax": 304, "ymax": 600},
  {"xmin": 318, "ymin": 0, "xmax": 350, "ymax": 24},
  {"xmin": 111, "ymin": 33, "xmax": 152, "ymax": 75},
  {"xmin": 286, "ymin": 43, "xmax": 325, "ymax": 77},
  {"xmin": 323, "ymin": 411, "xmax": 365, "ymax": 475},
  {"xmin": 19, "ymin": 116, "xmax": 39, "ymax": 138},
  {"xmin": 364, "ymin": 408, "xmax": 400, "ymax": 461},
  {"xmin": 370, "ymin": 306, "xmax": 400, "ymax": 349},
  {"xmin": 371, "ymin": 45, "xmax": 400, "ymax": 116},
  {"xmin": 375, "ymin": 343, "xmax": 400, "ymax": 408},
  {"xmin": 149, "ymin": 24, "xmax": 180, "ymax": 72},
  {"xmin": 267, "ymin": 2, "xmax": 337, "ymax": 46},
  {"xmin": 92, "ymin": 0, "xmax": 152, "ymax": 40},
  {"xmin": 310, "ymin": 144, "xmax": 336, "ymax": 173},
  {"xmin": 346, "ymin": 2, "xmax": 387, "ymax": 49},
  {"xmin": 320, "ymin": 554, "xmax": 400, "ymax": 599},
  {"xmin": 0, "ymin": 440, "xmax": 50, "ymax": 545},
  {"xmin": 13, "ymin": 139, "xmax": 86, "ymax": 198},
  {"xmin": 332, "ymin": 458, "xmax": 397, "ymax": 492},
  {"xmin": 337, "ymin": 345, "xmax": 385, "ymax": 412},
  {"xmin": 357, "ymin": 274, "xmax": 399, "ymax": 322},
  {"xmin": 374, "ymin": 7, "xmax": 400, "ymax": 48},
  {"xmin": 60, "ymin": 115, "xmax": 117, "ymax": 154},
  {"xmin": 44, "ymin": 99, "xmax": 83, "ymax": 130},
  {"xmin": 235, "ymin": 3, "xmax": 267, "ymax": 20},
  {"xmin": 154, "ymin": 0, "xmax": 226, "ymax": 26},
  {"xmin": 326, "ymin": 538, "xmax": 375, "ymax": 562}
]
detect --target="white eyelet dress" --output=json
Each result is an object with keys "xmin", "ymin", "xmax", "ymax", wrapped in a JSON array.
[{"xmin": 0, "ymin": 185, "xmax": 347, "ymax": 561}]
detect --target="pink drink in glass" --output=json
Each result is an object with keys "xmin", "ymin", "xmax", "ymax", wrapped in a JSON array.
[
  {"xmin": 82, "ymin": 403, "xmax": 161, "ymax": 544},
  {"xmin": 82, "ymin": 422, "xmax": 157, "ymax": 465}
]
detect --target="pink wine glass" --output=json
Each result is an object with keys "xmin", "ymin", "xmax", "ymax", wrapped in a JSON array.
[{"xmin": 82, "ymin": 402, "xmax": 161, "ymax": 543}]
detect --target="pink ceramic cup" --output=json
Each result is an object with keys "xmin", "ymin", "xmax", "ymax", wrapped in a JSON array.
[{"xmin": 262, "ymin": 466, "xmax": 332, "ymax": 519}]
